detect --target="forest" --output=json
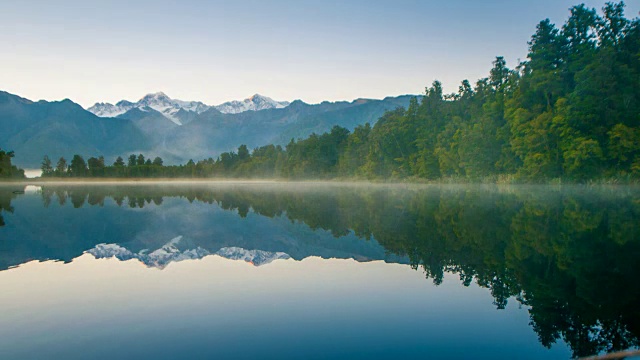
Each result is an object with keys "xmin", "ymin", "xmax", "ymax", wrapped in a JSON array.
[{"xmin": 23, "ymin": 2, "xmax": 640, "ymax": 182}]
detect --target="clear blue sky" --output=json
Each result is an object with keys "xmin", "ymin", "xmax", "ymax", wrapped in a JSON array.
[{"xmin": 1, "ymin": 0, "xmax": 638, "ymax": 107}]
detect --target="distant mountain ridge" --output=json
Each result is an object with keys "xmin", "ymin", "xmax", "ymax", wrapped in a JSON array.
[
  {"xmin": 215, "ymin": 94, "xmax": 290, "ymax": 114},
  {"xmin": 0, "ymin": 90, "xmax": 149, "ymax": 168},
  {"xmin": 87, "ymin": 92, "xmax": 289, "ymax": 121},
  {"xmin": 1, "ymin": 89, "xmax": 415, "ymax": 167},
  {"xmin": 88, "ymin": 92, "xmax": 211, "ymax": 125},
  {"xmin": 155, "ymin": 95, "xmax": 414, "ymax": 162}
]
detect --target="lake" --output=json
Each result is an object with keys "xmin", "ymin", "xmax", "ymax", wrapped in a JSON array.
[{"xmin": 0, "ymin": 182, "xmax": 638, "ymax": 359}]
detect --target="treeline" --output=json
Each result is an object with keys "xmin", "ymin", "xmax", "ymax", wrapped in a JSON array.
[
  {"xmin": 40, "ymin": 153, "xmax": 192, "ymax": 178},
  {"xmin": 0, "ymin": 148, "xmax": 25, "ymax": 179},
  {"xmin": 40, "ymin": 3, "xmax": 640, "ymax": 182}
]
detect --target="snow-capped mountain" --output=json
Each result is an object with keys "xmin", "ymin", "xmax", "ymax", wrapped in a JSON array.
[
  {"xmin": 87, "ymin": 236, "xmax": 291, "ymax": 269},
  {"xmin": 87, "ymin": 92, "xmax": 290, "ymax": 123},
  {"xmin": 137, "ymin": 92, "xmax": 210, "ymax": 124},
  {"xmin": 88, "ymin": 100, "xmax": 135, "ymax": 118},
  {"xmin": 87, "ymin": 92, "xmax": 211, "ymax": 125},
  {"xmin": 215, "ymin": 94, "xmax": 290, "ymax": 114}
]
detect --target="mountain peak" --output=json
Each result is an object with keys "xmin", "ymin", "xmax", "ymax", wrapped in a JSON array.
[
  {"xmin": 142, "ymin": 91, "xmax": 170, "ymax": 101},
  {"xmin": 87, "ymin": 92, "xmax": 292, "ymax": 119},
  {"xmin": 215, "ymin": 94, "xmax": 290, "ymax": 114},
  {"xmin": 248, "ymin": 94, "xmax": 276, "ymax": 102},
  {"xmin": 139, "ymin": 91, "xmax": 172, "ymax": 105},
  {"xmin": 88, "ymin": 92, "xmax": 212, "ymax": 125},
  {"xmin": 115, "ymin": 99, "xmax": 134, "ymax": 107}
]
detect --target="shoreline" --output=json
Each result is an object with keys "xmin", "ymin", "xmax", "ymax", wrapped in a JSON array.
[{"xmin": 1, "ymin": 177, "xmax": 639, "ymax": 190}]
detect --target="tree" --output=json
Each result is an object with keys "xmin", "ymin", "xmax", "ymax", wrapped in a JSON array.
[
  {"xmin": 152, "ymin": 157, "xmax": 163, "ymax": 166},
  {"xmin": 237, "ymin": 145, "xmax": 250, "ymax": 162},
  {"xmin": 563, "ymin": 4, "xmax": 599, "ymax": 51},
  {"xmin": 114, "ymin": 156, "xmax": 125, "ymax": 167},
  {"xmin": 87, "ymin": 156, "xmax": 105, "ymax": 176},
  {"xmin": 55, "ymin": 157, "xmax": 67, "ymax": 176},
  {"xmin": 597, "ymin": 1, "xmax": 629, "ymax": 47},
  {"xmin": 608, "ymin": 124, "xmax": 639, "ymax": 172},
  {"xmin": 69, "ymin": 155, "xmax": 88, "ymax": 177},
  {"xmin": 128, "ymin": 154, "xmax": 137, "ymax": 167},
  {"xmin": 490, "ymin": 56, "xmax": 510, "ymax": 91},
  {"xmin": 136, "ymin": 154, "xmax": 145, "ymax": 166},
  {"xmin": 41, "ymin": 155, "xmax": 53, "ymax": 177},
  {"xmin": 527, "ymin": 19, "xmax": 567, "ymax": 109},
  {"xmin": 562, "ymin": 137, "xmax": 604, "ymax": 179}
]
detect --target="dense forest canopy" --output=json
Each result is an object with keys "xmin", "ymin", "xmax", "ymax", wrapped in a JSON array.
[{"xmin": 38, "ymin": 2, "xmax": 640, "ymax": 182}]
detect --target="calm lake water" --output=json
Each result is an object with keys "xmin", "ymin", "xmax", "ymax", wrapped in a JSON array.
[{"xmin": 0, "ymin": 182, "xmax": 638, "ymax": 359}]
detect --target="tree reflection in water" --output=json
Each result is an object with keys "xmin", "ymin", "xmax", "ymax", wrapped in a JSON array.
[{"xmin": 2, "ymin": 183, "xmax": 639, "ymax": 358}]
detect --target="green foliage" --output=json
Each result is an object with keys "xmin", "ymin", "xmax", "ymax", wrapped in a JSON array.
[
  {"xmin": 0, "ymin": 149, "xmax": 25, "ymax": 179},
  {"xmin": 563, "ymin": 137, "xmax": 604, "ymax": 179},
  {"xmin": 87, "ymin": 156, "xmax": 105, "ymax": 177},
  {"xmin": 41, "ymin": 155, "xmax": 53, "ymax": 177},
  {"xmin": 55, "ymin": 157, "xmax": 67, "ymax": 176},
  {"xmin": 69, "ymin": 155, "xmax": 87, "ymax": 177},
  {"xmin": 113, "ymin": 156, "xmax": 125, "ymax": 167}
]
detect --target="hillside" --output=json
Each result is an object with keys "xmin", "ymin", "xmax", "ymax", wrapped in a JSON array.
[
  {"xmin": 0, "ymin": 91, "xmax": 149, "ymax": 168},
  {"xmin": 1, "ymin": 90, "xmax": 413, "ymax": 167}
]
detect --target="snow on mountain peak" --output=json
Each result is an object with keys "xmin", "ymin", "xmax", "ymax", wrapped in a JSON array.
[
  {"xmin": 215, "ymin": 94, "xmax": 290, "ymax": 114},
  {"xmin": 139, "ymin": 92, "xmax": 173, "ymax": 105},
  {"xmin": 87, "ymin": 92, "xmax": 291, "ymax": 121},
  {"xmin": 87, "ymin": 102, "xmax": 132, "ymax": 118},
  {"xmin": 249, "ymin": 93, "xmax": 266, "ymax": 101},
  {"xmin": 87, "ymin": 92, "xmax": 211, "ymax": 125}
]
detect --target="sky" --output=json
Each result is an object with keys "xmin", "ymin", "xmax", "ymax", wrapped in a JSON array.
[{"xmin": 1, "ymin": 0, "xmax": 638, "ymax": 108}]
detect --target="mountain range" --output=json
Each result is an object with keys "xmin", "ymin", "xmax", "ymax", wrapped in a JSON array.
[
  {"xmin": 87, "ymin": 92, "xmax": 211, "ymax": 125},
  {"xmin": 1, "ymin": 90, "xmax": 414, "ymax": 167},
  {"xmin": 87, "ymin": 92, "xmax": 290, "ymax": 123},
  {"xmin": 214, "ymin": 94, "xmax": 291, "ymax": 114}
]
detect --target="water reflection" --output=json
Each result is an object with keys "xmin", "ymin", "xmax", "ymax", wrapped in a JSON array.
[
  {"xmin": 0, "ymin": 183, "xmax": 639, "ymax": 358},
  {"xmin": 0, "ymin": 189, "xmax": 17, "ymax": 227}
]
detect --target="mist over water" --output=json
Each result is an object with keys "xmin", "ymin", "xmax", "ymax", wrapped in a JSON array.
[{"xmin": 0, "ymin": 182, "xmax": 638, "ymax": 359}]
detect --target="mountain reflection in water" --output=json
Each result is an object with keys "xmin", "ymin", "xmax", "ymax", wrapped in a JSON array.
[{"xmin": 0, "ymin": 182, "xmax": 638, "ymax": 359}]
